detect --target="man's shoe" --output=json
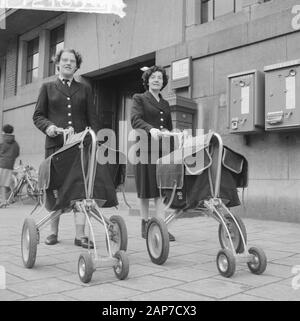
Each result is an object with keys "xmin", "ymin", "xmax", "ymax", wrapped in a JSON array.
[
  {"xmin": 45, "ymin": 234, "xmax": 58, "ymax": 245},
  {"xmin": 168, "ymin": 232, "xmax": 176, "ymax": 242},
  {"xmin": 74, "ymin": 237, "xmax": 94, "ymax": 249}
]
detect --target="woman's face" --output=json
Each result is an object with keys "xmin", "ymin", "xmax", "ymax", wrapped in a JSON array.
[
  {"xmin": 58, "ymin": 51, "xmax": 77, "ymax": 78},
  {"xmin": 148, "ymin": 71, "xmax": 163, "ymax": 91}
]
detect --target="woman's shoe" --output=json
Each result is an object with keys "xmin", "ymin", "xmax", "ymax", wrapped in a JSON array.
[
  {"xmin": 168, "ymin": 232, "xmax": 176, "ymax": 242},
  {"xmin": 45, "ymin": 234, "xmax": 58, "ymax": 245},
  {"xmin": 74, "ymin": 237, "xmax": 94, "ymax": 249}
]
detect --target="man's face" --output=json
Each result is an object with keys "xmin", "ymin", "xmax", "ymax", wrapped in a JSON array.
[{"xmin": 58, "ymin": 51, "xmax": 77, "ymax": 78}]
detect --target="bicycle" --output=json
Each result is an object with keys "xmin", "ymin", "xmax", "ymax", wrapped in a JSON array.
[
  {"xmin": 0, "ymin": 162, "xmax": 43, "ymax": 208},
  {"xmin": 1, "ymin": 128, "xmax": 74, "ymax": 209}
]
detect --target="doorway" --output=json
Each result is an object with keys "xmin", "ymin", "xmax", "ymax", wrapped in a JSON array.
[
  {"xmin": 0, "ymin": 59, "xmax": 4, "ymax": 127},
  {"xmin": 92, "ymin": 61, "xmax": 154, "ymax": 192}
]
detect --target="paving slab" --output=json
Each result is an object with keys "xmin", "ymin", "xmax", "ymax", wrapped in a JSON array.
[
  {"xmin": 9, "ymin": 278, "xmax": 81, "ymax": 297},
  {"xmin": 0, "ymin": 289, "xmax": 25, "ymax": 301},
  {"xmin": 176, "ymin": 278, "xmax": 253, "ymax": 299},
  {"xmin": 130, "ymin": 288, "xmax": 215, "ymax": 301},
  {"xmin": 63, "ymin": 283, "xmax": 142, "ymax": 301},
  {"xmin": 0, "ymin": 196, "xmax": 300, "ymax": 301},
  {"xmin": 113, "ymin": 275, "xmax": 184, "ymax": 292},
  {"xmin": 245, "ymin": 283, "xmax": 300, "ymax": 301}
]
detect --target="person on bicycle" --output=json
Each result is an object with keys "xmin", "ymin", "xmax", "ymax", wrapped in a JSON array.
[
  {"xmin": 0, "ymin": 124, "xmax": 20, "ymax": 207},
  {"xmin": 33, "ymin": 48, "xmax": 101, "ymax": 248}
]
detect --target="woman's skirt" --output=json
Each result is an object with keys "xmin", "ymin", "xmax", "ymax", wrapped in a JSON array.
[
  {"xmin": 134, "ymin": 163, "xmax": 159, "ymax": 199},
  {"xmin": 0, "ymin": 168, "xmax": 13, "ymax": 187}
]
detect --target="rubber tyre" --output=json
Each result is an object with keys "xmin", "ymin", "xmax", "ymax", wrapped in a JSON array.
[
  {"xmin": 113, "ymin": 250, "xmax": 129, "ymax": 280},
  {"xmin": 247, "ymin": 246, "xmax": 267, "ymax": 275},
  {"xmin": 78, "ymin": 252, "xmax": 95, "ymax": 283},
  {"xmin": 146, "ymin": 217, "xmax": 169, "ymax": 265},
  {"xmin": 106, "ymin": 215, "xmax": 128, "ymax": 255},
  {"xmin": 216, "ymin": 249, "xmax": 236, "ymax": 278},
  {"xmin": 218, "ymin": 214, "xmax": 247, "ymax": 253},
  {"xmin": 21, "ymin": 217, "xmax": 39, "ymax": 268}
]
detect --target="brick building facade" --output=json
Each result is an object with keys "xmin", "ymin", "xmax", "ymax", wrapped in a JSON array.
[{"xmin": 0, "ymin": 0, "xmax": 300, "ymax": 222}]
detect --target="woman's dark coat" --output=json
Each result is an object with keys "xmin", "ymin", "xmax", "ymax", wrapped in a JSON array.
[
  {"xmin": 33, "ymin": 78, "xmax": 100, "ymax": 154},
  {"xmin": 130, "ymin": 90, "xmax": 173, "ymax": 198}
]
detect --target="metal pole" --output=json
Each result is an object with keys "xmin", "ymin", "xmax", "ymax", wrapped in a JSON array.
[{"xmin": 213, "ymin": 133, "xmax": 223, "ymax": 198}]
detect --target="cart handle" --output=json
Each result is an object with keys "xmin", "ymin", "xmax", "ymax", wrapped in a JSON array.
[
  {"xmin": 160, "ymin": 130, "xmax": 188, "ymax": 149},
  {"xmin": 56, "ymin": 127, "xmax": 74, "ymax": 145},
  {"xmin": 163, "ymin": 130, "xmax": 224, "ymax": 197}
]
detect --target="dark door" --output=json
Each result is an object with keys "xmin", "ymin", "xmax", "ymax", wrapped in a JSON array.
[{"xmin": 92, "ymin": 68, "xmax": 146, "ymax": 192}]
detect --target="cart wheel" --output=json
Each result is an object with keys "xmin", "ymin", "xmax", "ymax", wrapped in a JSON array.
[
  {"xmin": 113, "ymin": 250, "xmax": 129, "ymax": 280},
  {"xmin": 78, "ymin": 252, "xmax": 95, "ymax": 283},
  {"xmin": 21, "ymin": 217, "xmax": 39, "ymax": 268},
  {"xmin": 216, "ymin": 249, "xmax": 236, "ymax": 278},
  {"xmin": 218, "ymin": 214, "xmax": 247, "ymax": 253},
  {"xmin": 247, "ymin": 246, "xmax": 267, "ymax": 275},
  {"xmin": 106, "ymin": 215, "xmax": 128, "ymax": 255},
  {"xmin": 146, "ymin": 217, "xmax": 169, "ymax": 265}
]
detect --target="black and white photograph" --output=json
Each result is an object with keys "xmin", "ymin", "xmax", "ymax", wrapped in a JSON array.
[{"xmin": 0, "ymin": 0, "xmax": 300, "ymax": 307}]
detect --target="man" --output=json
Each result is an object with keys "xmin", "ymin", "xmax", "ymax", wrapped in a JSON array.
[{"xmin": 33, "ymin": 48, "xmax": 100, "ymax": 248}]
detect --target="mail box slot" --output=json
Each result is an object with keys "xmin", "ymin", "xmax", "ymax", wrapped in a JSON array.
[
  {"xmin": 264, "ymin": 59, "xmax": 300, "ymax": 131},
  {"xmin": 227, "ymin": 70, "xmax": 265, "ymax": 134}
]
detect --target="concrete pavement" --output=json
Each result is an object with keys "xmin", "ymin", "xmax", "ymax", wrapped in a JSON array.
[{"xmin": 0, "ymin": 193, "xmax": 300, "ymax": 301}]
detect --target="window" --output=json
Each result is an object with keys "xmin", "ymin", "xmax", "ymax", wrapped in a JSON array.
[
  {"xmin": 26, "ymin": 37, "xmax": 39, "ymax": 84},
  {"xmin": 201, "ymin": 0, "xmax": 243, "ymax": 23},
  {"xmin": 49, "ymin": 24, "xmax": 65, "ymax": 76}
]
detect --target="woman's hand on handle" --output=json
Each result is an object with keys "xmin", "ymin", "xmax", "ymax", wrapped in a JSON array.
[
  {"xmin": 149, "ymin": 128, "xmax": 163, "ymax": 140},
  {"xmin": 46, "ymin": 125, "xmax": 60, "ymax": 137}
]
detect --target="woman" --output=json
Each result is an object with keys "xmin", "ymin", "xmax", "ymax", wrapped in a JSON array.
[
  {"xmin": 131, "ymin": 65, "xmax": 175, "ymax": 241},
  {"xmin": 33, "ymin": 48, "xmax": 100, "ymax": 248},
  {"xmin": 0, "ymin": 124, "xmax": 20, "ymax": 206}
]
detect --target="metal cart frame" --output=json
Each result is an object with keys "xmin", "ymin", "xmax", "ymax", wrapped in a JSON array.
[
  {"xmin": 146, "ymin": 131, "xmax": 267, "ymax": 278},
  {"xmin": 21, "ymin": 127, "xmax": 129, "ymax": 283}
]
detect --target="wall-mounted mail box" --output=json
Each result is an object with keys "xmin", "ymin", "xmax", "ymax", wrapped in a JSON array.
[
  {"xmin": 264, "ymin": 59, "xmax": 300, "ymax": 131},
  {"xmin": 227, "ymin": 70, "xmax": 265, "ymax": 134},
  {"xmin": 166, "ymin": 94, "xmax": 197, "ymax": 134}
]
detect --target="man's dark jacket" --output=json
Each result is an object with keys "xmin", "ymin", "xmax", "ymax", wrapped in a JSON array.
[{"xmin": 33, "ymin": 78, "xmax": 100, "ymax": 150}]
